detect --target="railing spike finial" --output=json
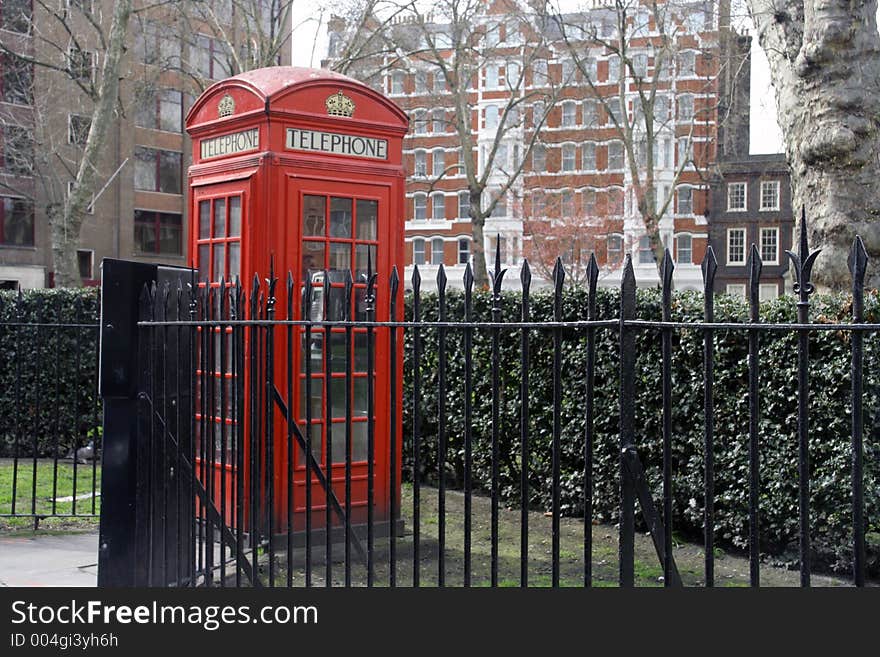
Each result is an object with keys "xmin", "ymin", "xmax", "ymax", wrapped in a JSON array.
[
  {"xmin": 463, "ymin": 261, "xmax": 474, "ymax": 292},
  {"xmin": 848, "ymin": 235, "xmax": 869, "ymax": 282},
  {"xmin": 748, "ymin": 243, "xmax": 763, "ymax": 310},
  {"xmin": 701, "ymin": 245, "xmax": 718, "ymax": 292},
  {"xmin": 490, "ymin": 236, "xmax": 507, "ymax": 296},
  {"xmin": 587, "ymin": 252, "xmax": 599, "ymax": 291},
  {"xmin": 302, "ymin": 268, "xmax": 313, "ymax": 319},
  {"xmin": 786, "ymin": 207, "xmax": 821, "ymax": 299},
  {"xmin": 660, "ymin": 248, "xmax": 674, "ymax": 289},
  {"xmin": 799, "ymin": 205, "xmax": 809, "ymax": 262},
  {"xmin": 390, "ymin": 264, "xmax": 400, "ymax": 295},
  {"xmin": 343, "ymin": 268, "xmax": 353, "ymax": 321},
  {"xmin": 494, "ymin": 232, "xmax": 502, "ymax": 277},
  {"xmin": 552, "ymin": 256, "xmax": 565, "ymax": 294},
  {"xmin": 412, "ymin": 263, "xmax": 421, "ymax": 292},
  {"xmin": 622, "ymin": 253, "xmax": 635, "ymax": 289},
  {"xmin": 436, "ymin": 262, "xmax": 447, "ymax": 293},
  {"xmin": 520, "ymin": 258, "xmax": 531, "ymax": 290}
]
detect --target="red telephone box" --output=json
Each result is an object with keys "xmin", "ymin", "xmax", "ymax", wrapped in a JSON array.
[{"xmin": 185, "ymin": 67, "xmax": 408, "ymax": 537}]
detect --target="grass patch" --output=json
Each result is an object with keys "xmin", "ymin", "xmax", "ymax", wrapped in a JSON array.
[{"xmin": 0, "ymin": 460, "xmax": 100, "ymax": 532}]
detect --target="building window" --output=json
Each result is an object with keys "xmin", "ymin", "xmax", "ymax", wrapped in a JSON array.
[
  {"xmin": 638, "ymin": 235, "xmax": 654, "ymax": 264},
  {"xmin": 458, "ymin": 191, "xmax": 470, "ymax": 219},
  {"xmin": 431, "ymin": 237, "xmax": 444, "ymax": 264},
  {"xmin": 531, "ymin": 143, "xmax": 545, "ymax": 171},
  {"xmin": 533, "ymin": 59, "xmax": 548, "ymax": 85},
  {"xmin": 191, "ymin": 34, "xmax": 231, "ymax": 80},
  {"xmin": 0, "ymin": 0, "xmax": 32, "ymax": 34},
  {"xmin": 759, "ymin": 283, "xmax": 778, "ymax": 301},
  {"xmin": 760, "ymin": 226, "xmax": 779, "ymax": 264},
  {"xmin": 485, "ymin": 104, "xmax": 499, "ymax": 129},
  {"xmin": 1, "ymin": 126, "xmax": 33, "ymax": 176},
  {"xmin": 415, "ymin": 70, "xmax": 428, "ymax": 93},
  {"xmin": 133, "ymin": 147, "xmax": 182, "ymax": 194},
  {"xmin": 727, "ymin": 227, "xmax": 746, "ymax": 265},
  {"xmin": 583, "ymin": 99, "xmax": 597, "ymax": 126},
  {"xmin": 561, "ymin": 101, "xmax": 577, "ymax": 127},
  {"xmin": 433, "ymin": 68, "xmax": 446, "ymax": 92},
  {"xmin": 489, "ymin": 190, "xmax": 507, "ymax": 218},
  {"xmin": 432, "ymin": 148, "xmax": 445, "ymax": 177},
  {"xmin": 677, "ymin": 51, "xmax": 696, "ymax": 76},
  {"xmin": 581, "ymin": 142, "xmax": 596, "ymax": 170},
  {"xmin": 654, "ymin": 95, "xmax": 670, "ymax": 123},
  {"xmin": 561, "ymin": 191, "xmax": 573, "ymax": 217},
  {"xmin": 0, "ymin": 195, "xmax": 34, "ymax": 246},
  {"xmin": 432, "ymin": 193, "xmax": 445, "ymax": 220},
  {"xmin": 432, "ymin": 108, "xmax": 445, "ymax": 133},
  {"xmin": 412, "ymin": 238, "xmax": 426, "ymax": 265},
  {"xmin": 413, "ymin": 109, "xmax": 427, "ymax": 135},
  {"xmin": 457, "ymin": 238, "xmax": 470, "ymax": 264},
  {"xmin": 135, "ymin": 86, "xmax": 183, "ymax": 132},
  {"xmin": 506, "ymin": 62, "xmax": 521, "ymax": 88},
  {"xmin": 607, "ymin": 234, "xmax": 623, "ymax": 264},
  {"xmin": 134, "ymin": 20, "xmax": 180, "ymax": 67},
  {"xmin": 677, "ymin": 186, "xmax": 693, "ymax": 215},
  {"xmin": 390, "ymin": 71, "xmax": 404, "ymax": 94},
  {"xmin": 485, "ymin": 64, "xmax": 499, "ymax": 89},
  {"xmin": 134, "ymin": 210, "xmax": 182, "ymax": 255},
  {"xmin": 562, "ymin": 143, "xmax": 576, "ymax": 171},
  {"xmin": 608, "ymin": 188, "xmax": 624, "ymax": 215},
  {"xmin": 632, "ymin": 53, "xmax": 648, "ymax": 78},
  {"xmin": 607, "ymin": 55, "xmax": 620, "ymax": 81},
  {"xmin": 531, "ymin": 191, "xmax": 545, "ymax": 217},
  {"xmin": 561, "ymin": 58, "xmax": 575, "ymax": 81},
  {"xmin": 676, "ymin": 234, "xmax": 692, "ymax": 264},
  {"xmin": 726, "ymin": 284, "xmax": 746, "ymax": 298},
  {"xmin": 68, "ymin": 114, "xmax": 91, "ymax": 145},
  {"xmin": 0, "ymin": 54, "xmax": 33, "ymax": 105},
  {"xmin": 68, "ymin": 45, "xmax": 95, "ymax": 83},
  {"xmin": 413, "ymin": 193, "xmax": 427, "ymax": 221},
  {"xmin": 760, "ymin": 180, "xmax": 780, "ymax": 211},
  {"xmin": 607, "ymin": 141, "xmax": 624, "ymax": 170},
  {"xmin": 77, "ymin": 249, "xmax": 94, "ymax": 280},
  {"xmin": 727, "ymin": 182, "xmax": 747, "ymax": 212},
  {"xmin": 414, "ymin": 150, "xmax": 426, "ymax": 176},
  {"xmin": 677, "ymin": 94, "xmax": 694, "ymax": 121}
]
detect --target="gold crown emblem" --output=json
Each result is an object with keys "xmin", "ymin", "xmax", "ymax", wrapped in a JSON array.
[
  {"xmin": 218, "ymin": 94, "xmax": 235, "ymax": 118},
  {"xmin": 325, "ymin": 90, "xmax": 355, "ymax": 117}
]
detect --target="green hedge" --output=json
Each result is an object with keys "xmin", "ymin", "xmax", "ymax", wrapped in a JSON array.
[
  {"xmin": 0, "ymin": 287, "xmax": 101, "ymax": 458},
  {"xmin": 402, "ymin": 286, "xmax": 880, "ymax": 575}
]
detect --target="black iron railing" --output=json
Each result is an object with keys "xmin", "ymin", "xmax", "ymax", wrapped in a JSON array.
[
  {"xmin": 129, "ymin": 215, "xmax": 877, "ymax": 588},
  {"xmin": 0, "ymin": 293, "xmax": 101, "ymax": 527}
]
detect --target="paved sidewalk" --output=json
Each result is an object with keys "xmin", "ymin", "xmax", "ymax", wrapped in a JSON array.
[{"xmin": 0, "ymin": 533, "xmax": 98, "ymax": 587}]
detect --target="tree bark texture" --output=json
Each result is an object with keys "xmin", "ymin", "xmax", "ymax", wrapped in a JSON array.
[{"xmin": 748, "ymin": 0, "xmax": 880, "ymax": 288}]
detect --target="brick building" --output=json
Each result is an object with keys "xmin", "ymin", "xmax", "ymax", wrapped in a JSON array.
[
  {"xmin": 325, "ymin": 0, "xmax": 750, "ymax": 290},
  {"xmin": 0, "ymin": 0, "xmax": 290, "ymax": 289},
  {"xmin": 708, "ymin": 153, "xmax": 793, "ymax": 299}
]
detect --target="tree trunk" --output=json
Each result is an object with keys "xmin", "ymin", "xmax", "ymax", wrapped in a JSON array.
[
  {"xmin": 748, "ymin": 0, "xmax": 880, "ymax": 289},
  {"xmin": 49, "ymin": 204, "xmax": 81, "ymax": 287},
  {"xmin": 470, "ymin": 188, "xmax": 489, "ymax": 288}
]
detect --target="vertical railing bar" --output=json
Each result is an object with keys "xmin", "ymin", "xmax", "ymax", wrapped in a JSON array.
[
  {"xmin": 619, "ymin": 256, "xmax": 636, "ymax": 587},
  {"xmin": 848, "ymin": 236, "xmax": 868, "ymax": 587},
  {"xmin": 147, "ymin": 284, "xmax": 157, "ymax": 585},
  {"xmin": 266, "ymin": 270, "xmax": 277, "ymax": 588},
  {"xmin": 219, "ymin": 280, "xmax": 229, "ymax": 586},
  {"xmin": 584, "ymin": 255, "xmax": 599, "ymax": 587},
  {"xmin": 248, "ymin": 277, "xmax": 260, "ymax": 584},
  {"xmin": 31, "ymin": 295, "xmax": 42, "ymax": 523},
  {"xmin": 303, "ymin": 272, "xmax": 314, "ymax": 587},
  {"xmin": 660, "ymin": 250, "xmax": 675, "ymax": 587},
  {"xmin": 436, "ymin": 265, "xmax": 447, "ymax": 587},
  {"xmin": 411, "ymin": 266, "xmax": 423, "ymax": 587},
  {"xmin": 463, "ymin": 264, "xmax": 474, "ymax": 587},
  {"xmin": 323, "ymin": 270, "xmax": 333, "ymax": 588},
  {"xmin": 519, "ymin": 261, "xmax": 531, "ymax": 588},
  {"xmin": 174, "ymin": 285, "xmax": 183, "ymax": 586},
  {"xmin": 205, "ymin": 285, "xmax": 216, "ymax": 586},
  {"xmin": 188, "ymin": 275, "xmax": 198, "ymax": 586},
  {"xmin": 52, "ymin": 294, "xmax": 62, "ymax": 516},
  {"xmin": 234, "ymin": 281, "xmax": 245, "ymax": 587},
  {"xmin": 72, "ymin": 297, "xmax": 82, "ymax": 516},
  {"xmin": 343, "ymin": 272, "xmax": 353, "ymax": 588},
  {"xmin": 161, "ymin": 284, "xmax": 171, "ymax": 585},
  {"xmin": 389, "ymin": 267, "xmax": 400, "ymax": 587},
  {"xmin": 11, "ymin": 291, "xmax": 23, "ymax": 516},
  {"xmin": 551, "ymin": 258, "xmax": 563, "ymax": 588},
  {"xmin": 701, "ymin": 248, "xmax": 718, "ymax": 587},
  {"xmin": 365, "ymin": 260, "xmax": 377, "ymax": 587},
  {"xmin": 747, "ymin": 244, "xmax": 762, "ymax": 587},
  {"xmin": 490, "ymin": 244, "xmax": 506, "ymax": 588},
  {"xmin": 286, "ymin": 273, "xmax": 295, "ymax": 588}
]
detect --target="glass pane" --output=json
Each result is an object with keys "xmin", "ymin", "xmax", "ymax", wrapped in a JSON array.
[
  {"xmin": 329, "ymin": 197, "xmax": 353, "ymax": 237},
  {"xmin": 299, "ymin": 378, "xmax": 324, "ymax": 420},
  {"xmin": 355, "ymin": 244, "xmax": 377, "ymax": 281},
  {"xmin": 354, "ymin": 332, "xmax": 373, "ymax": 372},
  {"xmin": 331, "ymin": 422, "xmax": 347, "ymax": 464},
  {"xmin": 228, "ymin": 243, "xmax": 241, "ymax": 278},
  {"xmin": 351, "ymin": 421, "xmax": 368, "ymax": 462},
  {"xmin": 229, "ymin": 196, "xmax": 241, "ymax": 236},
  {"xmin": 329, "ymin": 332, "xmax": 348, "ymax": 372},
  {"xmin": 356, "ymin": 199, "xmax": 377, "ymax": 240},
  {"xmin": 301, "ymin": 332, "xmax": 324, "ymax": 373},
  {"xmin": 296, "ymin": 423, "xmax": 323, "ymax": 464},
  {"xmin": 213, "ymin": 198, "xmax": 226, "ymax": 238},
  {"xmin": 330, "ymin": 376, "xmax": 348, "ymax": 418},
  {"xmin": 301, "ymin": 241, "xmax": 325, "ymax": 281},
  {"xmin": 353, "ymin": 376, "xmax": 369, "ymax": 416},
  {"xmin": 199, "ymin": 200, "xmax": 210, "ymax": 239},
  {"xmin": 198, "ymin": 244, "xmax": 210, "ymax": 282},
  {"xmin": 213, "ymin": 243, "xmax": 225, "ymax": 281},
  {"xmin": 329, "ymin": 243, "xmax": 351, "ymax": 271},
  {"xmin": 302, "ymin": 195, "xmax": 325, "ymax": 236}
]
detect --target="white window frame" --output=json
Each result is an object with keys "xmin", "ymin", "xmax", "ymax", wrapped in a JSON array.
[
  {"xmin": 726, "ymin": 284, "xmax": 746, "ymax": 298},
  {"xmin": 431, "ymin": 193, "xmax": 445, "ymax": 220},
  {"xmin": 561, "ymin": 101, "xmax": 577, "ymax": 127},
  {"xmin": 457, "ymin": 191, "xmax": 470, "ymax": 219},
  {"xmin": 607, "ymin": 141, "xmax": 624, "ymax": 170},
  {"xmin": 413, "ymin": 109, "xmax": 427, "ymax": 135},
  {"xmin": 390, "ymin": 71, "xmax": 404, "ymax": 95},
  {"xmin": 431, "ymin": 108, "xmax": 445, "ymax": 133},
  {"xmin": 413, "ymin": 193, "xmax": 427, "ymax": 220},
  {"xmin": 412, "ymin": 238, "xmax": 426, "ymax": 264},
  {"xmin": 759, "ymin": 180, "xmax": 780, "ymax": 211},
  {"xmin": 606, "ymin": 233, "xmax": 623, "ymax": 264},
  {"xmin": 760, "ymin": 226, "xmax": 779, "ymax": 264},
  {"xmin": 727, "ymin": 182, "xmax": 747, "ymax": 212},
  {"xmin": 727, "ymin": 227, "xmax": 747, "ymax": 265},
  {"xmin": 759, "ymin": 283, "xmax": 779, "ymax": 301},
  {"xmin": 676, "ymin": 186, "xmax": 693, "ymax": 215},
  {"xmin": 431, "ymin": 237, "xmax": 444, "ymax": 264},
  {"xmin": 414, "ymin": 150, "xmax": 427, "ymax": 177},
  {"xmin": 432, "ymin": 148, "xmax": 445, "ymax": 178},
  {"xmin": 582, "ymin": 142, "xmax": 596, "ymax": 170},
  {"xmin": 561, "ymin": 143, "xmax": 576, "ymax": 171},
  {"xmin": 675, "ymin": 233, "xmax": 693, "ymax": 264},
  {"xmin": 457, "ymin": 238, "xmax": 471, "ymax": 264}
]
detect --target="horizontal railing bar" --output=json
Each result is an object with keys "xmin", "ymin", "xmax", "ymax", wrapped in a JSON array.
[
  {"xmin": 138, "ymin": 319, "xmax": 880, "ymax": 332},
  {"xmin": 0, "ymin": 322, "xmax": 99, "ymax": 329}
]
